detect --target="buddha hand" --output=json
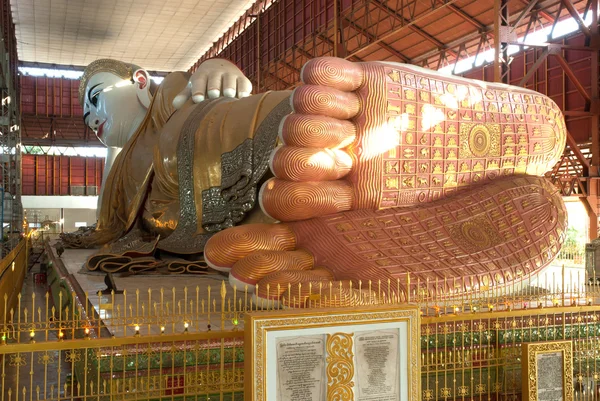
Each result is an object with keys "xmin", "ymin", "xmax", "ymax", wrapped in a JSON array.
[{"xmin": 173, "ymin": 58, "xmax": 252, "ymax": 109}]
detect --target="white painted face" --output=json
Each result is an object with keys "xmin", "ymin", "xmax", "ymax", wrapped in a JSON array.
[{"xmin": 82, "ymin": 71, "xmax": 150, "ymax": 147}]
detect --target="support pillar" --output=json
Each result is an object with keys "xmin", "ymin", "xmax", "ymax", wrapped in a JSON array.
[
  {"xmin": 494, "ymin": 0, "xmax": 510, "ymax": 83},
  {"xmin": 587, "ymin": 0, "xmax": 600, "ymax": 236},
  {"xmin": 586, "ymin": 178, "xmax": 600, "ymax": 241},
  {"xmin": 589, "ymin": 0, "xmax": 600, "ymax": 173},
  {"xmin": 590, "ymin": 209, "xmax": 598, "ymax": 242},
  {"xmin": 333, "ymin": 0, "xmax": 346, "ymax": 58}
]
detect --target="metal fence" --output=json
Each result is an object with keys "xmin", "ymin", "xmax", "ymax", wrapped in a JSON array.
[
  {"xmin": 556, "ymin": 242, "xmax": 587, "ymax": 268},
  {"xmin": 1, "ymin": 242, "xmax": 600, "ymax": 400}
]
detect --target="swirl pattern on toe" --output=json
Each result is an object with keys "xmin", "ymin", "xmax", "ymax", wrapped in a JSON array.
[
  {"xmin": 230, "ymin": 249, "xmax": 314, "ymax": 286},
  {"xmin": 280, "ymin": 114, "xmax": 356, "ymax": 148},
  {"xmin": 270, "ymin": 147, "xmax": 352, "ymax": 181},
  {"xmin": 204, "ymin": 224, "xmax": 295, "ymax": 270},
  {"xmin": 256, "ymin": 276, "xmax": 377, "ymax": 308},
  {"xmin": 255, "ymin": 269, "xmax": 335, "ymax": 301},
  {"xmin": 292, "ymin": 86, "xmax": 360, "ymax": 119},
  {"xmin": 259, "ymin": 178, "xmax": 353, "ymax": 221},
  {"xmin": 301, "ymin": 57, "xmax": 364, "ymax": 91}
]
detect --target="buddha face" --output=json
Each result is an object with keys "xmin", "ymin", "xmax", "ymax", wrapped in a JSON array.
[{"xmin": 82, "ymin": 70, "xmax": 151, "ymax": 148}]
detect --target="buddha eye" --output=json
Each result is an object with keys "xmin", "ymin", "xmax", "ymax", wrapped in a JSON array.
[
  {"xmin": 87, "ymin": 83, "xmax": 103, "ymax": 108},
  {"xmin": 90, "ymin": 91, "xmax": 100, "ymax": 107}
]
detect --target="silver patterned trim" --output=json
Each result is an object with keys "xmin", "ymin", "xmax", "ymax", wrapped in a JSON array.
[
  {"xmin": 159, "ymin": 95, "xmax": 292, "ymax": 254},
  {"xmin": 201, "ymin": 96, "xmax": 292, "ymax": 232},
  {"xmin": 104, "ymin": 228, "xmax": 157, "ymax": 255},
  {"xmin": 157, "ymin": 99, "xmax": 229, "ymax": 254}
]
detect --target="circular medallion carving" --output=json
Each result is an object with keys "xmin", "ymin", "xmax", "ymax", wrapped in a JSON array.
[
  {"xmin": 468, "ymin": 124, "xmax": 491, "ymax": 157},
  {"xmin": 460, "ymin": 220, "xmax": 492, "ymax": 249},
  {"xmin": 449, "ymin": 216, "xmax": 503, "ymax": 253}
]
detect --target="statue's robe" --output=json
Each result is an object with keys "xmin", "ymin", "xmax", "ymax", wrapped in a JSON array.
[{"xmin": 94, "ymin": 72, "xmax": 291, "ymax": 256}]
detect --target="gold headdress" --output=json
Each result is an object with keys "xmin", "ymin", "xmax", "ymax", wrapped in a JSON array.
[{"xmin": 78, "ymin": 59, "xmax": 134, "ymax": 106}]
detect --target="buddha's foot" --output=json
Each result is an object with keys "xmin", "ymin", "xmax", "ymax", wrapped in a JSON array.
[
  {"xmin": 259, "ymin": 57, "xmax": 567, "ymax": 222},
  {"xmin": 207, "ymin": 175, "xmax": 566, "ymax": 307}
]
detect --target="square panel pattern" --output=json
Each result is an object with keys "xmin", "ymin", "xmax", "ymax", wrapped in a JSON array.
[
  {"xmin": 314, "ymin": 176, "xmax": 564, "ymax": 288},
  {"xmin": 380, "ymin": 66, "xmax": 563, "ymax": 208}
]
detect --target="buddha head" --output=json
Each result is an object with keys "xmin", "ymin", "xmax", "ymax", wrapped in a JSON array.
[{"xmin": 79, "ymin": 59, "xmax": 154, "ymax": 147}]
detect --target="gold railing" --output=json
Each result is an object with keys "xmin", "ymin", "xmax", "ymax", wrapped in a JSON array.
[
  {"xmin": 0, "ymin": 332, "xmax": 245, "ymax": 401},
  {"xmin": 419, "ymin": 306, "xmax": 600, "ymax": 401},
  {"xmin": 29, "ymin": 231, "xmax": 61, "ymax": 250},
  {"xmin": 556, "ymin": 242, "xmax": 586, "ymax": 267},
  {"xmin": 2, "ymin": 249, "xmax": 600, "ymax": 400},
  {"xmin": 14, "ymin": 269, "xmax": 586, "ymax": 341},
  {"xmin": 0, "ymin": 239, "xmax": 27, "ymax": 329}
]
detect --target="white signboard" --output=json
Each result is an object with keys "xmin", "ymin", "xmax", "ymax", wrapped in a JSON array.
[{"xmin": 245, "ymin": 306, "xmax": 420, "ymax": 401}]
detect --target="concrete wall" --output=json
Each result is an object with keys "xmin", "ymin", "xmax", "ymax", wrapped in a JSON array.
[
  {"xmin": 26, "ymin": 207, "xmax": 96, "ymax": 232},
  {"xmin": 63, "ymin": 208, "xmax": 96, "ymax": 232},
  {"xmin": 23, "ymin": 196, "xmax": 97, "ymax": 233},
  {"xmin": 27, "ymin": 208, "xmax": 60, "ymax": 227},
  {"xmin": 22, "ymin": 196, "xmax": 98, "ymax": 209}
]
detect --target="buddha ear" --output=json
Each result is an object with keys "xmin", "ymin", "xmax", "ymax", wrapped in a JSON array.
[{"xmin": 133, "ymin": 69, "xmax": 152, "ymax": 109}]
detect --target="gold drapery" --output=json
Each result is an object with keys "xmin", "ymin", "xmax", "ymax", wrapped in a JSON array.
[
  {"xmin": 155, "ymin": 90, "xmax": 291, "ymax": 254},
  {"xmin": 70, "ymin": 69, "xmax": 291, "ymax": 260},
  {"xmin": 93, "ymin": 72, "xmax": 190, "ymax": 246}
]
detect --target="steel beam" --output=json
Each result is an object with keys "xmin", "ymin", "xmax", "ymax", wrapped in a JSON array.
[
  {"xmin": 439, "ymin": 1, "xmax": 486, "ymax": 31},
  {"xmin": 513, "ymin": 0, "xmax": 540, "ymax": 28},
  {"xmin": 507, "ymin": 42, "xmax": 599, "ymax": 50},
  {"xmin": 412, "ymin": 0, "xmax": 567, "ymax": 65},
  {"xmin": 518, "ymin": 48, "xmax": 549, "ymax": 86},
  {"xmin": 554, "ymin": 53, "xmax": 592, "ymax": 105},
  {"xmin": 345, "ymin": 0, "xmax": 460, "ymax": 60},
  {"xmin": 561, "ymin": 0, "xmax": 592, "ymax": 37},
  {"xmin": 369, "ymin": 0, "xmax": 457, "ymax": 57},
  {"xmin": 584, "ymin": 179, "xmax": 599, "ymax": 240},
  {"xmin": 263, "ymin": 68, "xmax": 292, "ymax": 88},
  {"xmin": 292, "ymin": 45, "xmax": 314, "ymax": 61},
  {"xmin": 589, "ymin": 0, "xmax": 599, "ymax": 171},
  {"xmin": 343, "ymin": 18, "xmax": 410, "ymax": 62},
  {"xmin": 517, "ymin": 0, "xmax": 555, "ymax": 23},
  {"xmin": 566, "ymin": 131, "xmax": 591, "ymax": 174}
]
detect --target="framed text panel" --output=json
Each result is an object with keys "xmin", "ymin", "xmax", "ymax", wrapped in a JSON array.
[
  {"xmin": 245, "ymin": 305, "xmax": 420, "ymax": 401},
  {"xmin": 522, "ymin": 340, "xmax": 573, "ymax": 401}
]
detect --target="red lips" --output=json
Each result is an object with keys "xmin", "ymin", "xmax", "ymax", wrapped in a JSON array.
[{"xmin": 97, "ymin": 121, "xmax": 106, "ymax": 140}]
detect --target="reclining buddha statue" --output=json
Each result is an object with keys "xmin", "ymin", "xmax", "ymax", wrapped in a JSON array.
[{"xmin": 61, "ymin": 56, "xmax": 567, "ymax": 305}]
